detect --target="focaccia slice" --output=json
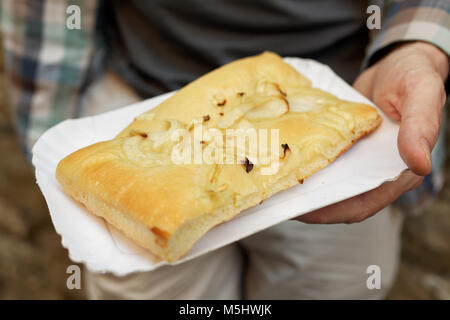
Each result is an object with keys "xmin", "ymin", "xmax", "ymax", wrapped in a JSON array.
[{"xmin": 56, "ymin": 52, "xmax": 381, "ymax": 262}]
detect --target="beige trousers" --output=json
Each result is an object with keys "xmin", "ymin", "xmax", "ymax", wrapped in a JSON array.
[{"xmin": 81, "ymin": 71, "xmax": 403, "ymax": 300}]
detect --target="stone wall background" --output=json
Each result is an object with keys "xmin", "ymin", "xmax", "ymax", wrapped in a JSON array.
[{"xmin": 0, "ymin": 46, "xmax": 448, "ymax": 300}]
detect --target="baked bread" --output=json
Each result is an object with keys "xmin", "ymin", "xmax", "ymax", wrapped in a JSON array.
[{"xmin": 56, "ymin": 52, "xmax": 381, "ymax": 262}]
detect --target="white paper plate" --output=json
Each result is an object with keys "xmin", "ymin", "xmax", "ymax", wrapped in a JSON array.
[{"xmin": 32, "ymin": 58, "xmax": 407, "ymax": 275}]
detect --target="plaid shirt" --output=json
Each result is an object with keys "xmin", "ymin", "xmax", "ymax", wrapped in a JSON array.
[{"xmin": 1, "ymin": 0, "xmax": 449, "ymax": 212}]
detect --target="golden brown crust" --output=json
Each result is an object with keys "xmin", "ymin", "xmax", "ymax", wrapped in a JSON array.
[{"xmin": 56, "ymin": 52, "xmax": 381, "ymax": 262}]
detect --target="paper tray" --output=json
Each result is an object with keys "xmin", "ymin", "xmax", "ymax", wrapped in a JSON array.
[{"xmin": 32, "ymin": 58, "xmax": 407, "ymax": 275}]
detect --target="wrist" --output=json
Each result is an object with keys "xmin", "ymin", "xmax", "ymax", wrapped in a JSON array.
[{"xmin": 403, "ymin": 42, "xmax": 449, "ymax": 80}]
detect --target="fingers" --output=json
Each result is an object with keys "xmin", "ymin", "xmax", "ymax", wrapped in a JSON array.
[
  {"xmin": 296, "ymin": 170, "xmax": 422, "ymax": 224},
  {"xmin": 354, "ymin": 44, "xmax": 447, "ymax": 177},
  {"xmin": 397, "ymin": 72, "xmax": 446, "ymax": 176},
  {"xmin": 307, "ymin": 44, "xmax": 445, "ymax": 225}
]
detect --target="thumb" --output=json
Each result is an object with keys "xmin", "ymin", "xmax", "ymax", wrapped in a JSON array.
[{"xmin": 397, "ymin": 73, "xmax": 446, "ymax": 176}]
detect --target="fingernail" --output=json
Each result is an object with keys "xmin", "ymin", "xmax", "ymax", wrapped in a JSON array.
[{"xmin": 420, "ymin": 138, "xmax": 432, "ymax": 168}]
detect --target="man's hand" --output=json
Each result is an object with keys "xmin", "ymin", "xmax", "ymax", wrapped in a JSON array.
[{"xmin": 298, "ymin": 41, "xmax": 449, "ymax": 224}]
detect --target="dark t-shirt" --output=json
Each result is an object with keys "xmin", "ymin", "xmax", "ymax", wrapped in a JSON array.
[{"xmin": 105, "ymin": 0, "xmax": 369, "ymax": 98}]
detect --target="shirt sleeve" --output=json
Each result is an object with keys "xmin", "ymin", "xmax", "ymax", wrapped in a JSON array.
[
  {"xmin": 0, "ymin": 0, "xmax": 102, "ymax": 159},
  {"xmin": 364, "ymin": 0, "xmax": 450, "ymax": 68}
]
